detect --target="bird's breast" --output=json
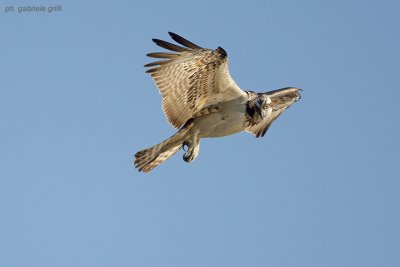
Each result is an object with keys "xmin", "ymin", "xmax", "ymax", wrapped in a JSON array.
[{"xmin": 192, "ymin": 108, "xmax": 248, "ymax": 138}]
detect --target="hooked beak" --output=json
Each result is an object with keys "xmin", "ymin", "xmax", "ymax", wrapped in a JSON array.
[
  {"xmin": 260, "ymin": 110, "xmax": 266, "ymax": 120},
  {"xmin": 255, "ymin": 100, "xmax": 265, "ymax": 119}
]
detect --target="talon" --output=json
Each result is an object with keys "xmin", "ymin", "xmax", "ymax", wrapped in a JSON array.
[
  {"xmin": 183, "ymin": 150, "xmax": 193, "ymax": 162},
  {"xmin": 182, "ymin": 140, "xmax": 198, "ymax": 163},
  {"xmin": 182, "ymin": 140, "xmax": 191, "ymax": 152}
]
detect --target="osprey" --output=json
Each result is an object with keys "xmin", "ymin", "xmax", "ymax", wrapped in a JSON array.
[{"xmin": 134, "ymin": 32, "xmax": 301, "ymax": 172}]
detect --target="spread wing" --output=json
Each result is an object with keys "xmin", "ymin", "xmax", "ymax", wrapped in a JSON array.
[{"xmin": 145, "ymin": 32, "xmax": 247, "ymax": 129}]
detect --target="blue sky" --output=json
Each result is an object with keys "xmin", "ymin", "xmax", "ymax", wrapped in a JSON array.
[{"xmin": 1, "ymin": 0, "xmax": 399, "ymax": 266}]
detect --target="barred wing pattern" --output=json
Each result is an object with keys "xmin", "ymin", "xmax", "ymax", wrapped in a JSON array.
[{"xmin": 145, "ymin": 32, "xmax": 247, "ymax": 129}]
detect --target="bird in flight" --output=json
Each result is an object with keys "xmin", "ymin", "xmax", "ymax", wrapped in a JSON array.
[{"xmin": 134, "ymin": 32, "xmax": 301, "ymax": 172}]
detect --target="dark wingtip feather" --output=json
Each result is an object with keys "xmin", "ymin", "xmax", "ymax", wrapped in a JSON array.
[
  {"xmin": 260, "ymin": 123, "xmax": 273, "ymax": 137},
  {"xmin": 168, "ymin": 32, "xmax": 203, "ymax": 49},
  {"xmin": 216, "ymin": 46, "xmax": 227, "ymax": 58},
  {"xmin": 146, "ymin": 52, "xmax": 178, "ymax": 58},
  {"xmin": 261, "ymin": 129, "xmax": 268, "ymax": 137},
  {"xmin": 152, "ymin": 38, "xmax": 188, "ymax": 52},
  {"xmin": 144, "ymin": 60, "xmax": 170, "ymax": 67},
  {"xmin": 145, "ymin": 68, "xmax": 159, "ymax": 74}
]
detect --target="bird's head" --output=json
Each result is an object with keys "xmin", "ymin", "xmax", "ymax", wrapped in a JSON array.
[{"xmin": 255, "ymin": 94, "xmax": 272, "ymax": 120}]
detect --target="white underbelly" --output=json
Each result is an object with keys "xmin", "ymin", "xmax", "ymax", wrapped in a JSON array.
[{"xmin": 193, "ymin": 112, "xmax": 246, "ymax": 138}]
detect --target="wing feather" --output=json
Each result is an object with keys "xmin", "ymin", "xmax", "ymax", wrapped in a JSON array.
[
  {"xmin": 144, "ymin": 60, "xmax": 171, "ymax": 67},
  {"xmin": 168, "ymin": 32, "xmax": 203, "ymax": 49},
  {"xmin": 152, "ymin": 38, "xmax": 189, "ymax": 52},
  {"xmin": 146, "ymin": 52, "xmax": 179, "ymax": 58},
  {"xmin": 145, "ymin": 32, "xmax": 247, "ymax": 128},
  {"xmin": 246, "ymin": 108, "xmax": 285, "ymax": 138}
]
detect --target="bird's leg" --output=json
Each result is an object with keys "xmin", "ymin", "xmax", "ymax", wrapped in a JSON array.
[{"xmin": 182, "ymin": 135, "xmax": 200, "ymax": 163}]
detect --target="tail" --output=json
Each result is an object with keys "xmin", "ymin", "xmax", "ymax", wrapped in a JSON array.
[{"xmin": 134, "ymin": 128, "xmax": 189, "ymax": 173}]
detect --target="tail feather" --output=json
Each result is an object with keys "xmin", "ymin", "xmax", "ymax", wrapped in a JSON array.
[
  {"xmin": 134, "ymin": 143, "xmax": 181, "ymax": 172},
  {"xmin": 134, "ymin": 129, "xmax": 189, "ymax": 173}
]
